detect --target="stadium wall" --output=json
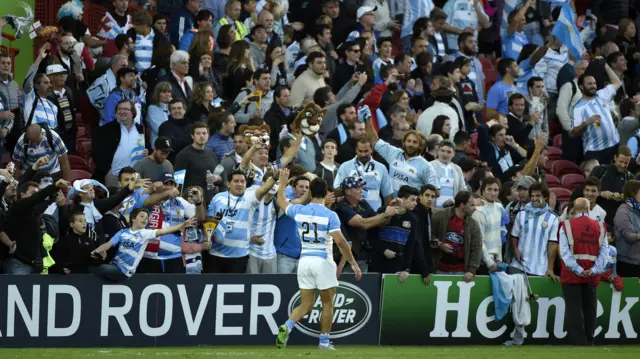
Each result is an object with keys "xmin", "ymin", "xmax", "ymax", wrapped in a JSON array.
[{"xmin": 0, "ymin": 274, "xmax": 637, "ymax": 347}]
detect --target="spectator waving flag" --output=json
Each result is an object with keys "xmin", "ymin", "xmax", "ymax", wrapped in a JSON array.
[
  {"xmin": 130, "ymin": 134, "xmax": 145, "ymax": 166},
  {"xmin": 552, "ymin": 2, "xmax": 585, "ymax": 59}
]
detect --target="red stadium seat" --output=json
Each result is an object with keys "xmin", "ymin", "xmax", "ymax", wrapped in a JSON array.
[
  {"xmin": 553, "ymin": 134, "xmax": 562, "ymax": 148},
  {"xmin": 562, "ymin": 174, "xmax": 585, "ymax": 190},
  {"xmin": 552, "ymin": 160, "xmax": 581, "ymax": 177},
  {"xmin": 547, "ymin": 146, "xmax": 562, "ymax": 161},
  {"xmin": 544, "ymin": 159, "xmax": 555, "ymax": 174},
  {"xmin": 77, "ymin": 126, "xmax": 87, "ymax": 139},
  {"xmin": 470, "ymin": 132, "xmax": 478, "ymax": 148},
  {"xmin": 68, "ymin": 155, "xmax": 92, "ymax": 172},
  {"xmin": 70, "ymin": 169, "xmax": 92, "ymax": 182},
  {"xmin": 76, "ymin": 139, "xmax": 92, "ymax": 159},
  {"xmin": 545, "ymin": 174, "xmax": 561, "ymax": 188},
  {"xmin": 550, "ymin": 187, "xmax": 572, "ymax": 203},
  {"xmin": 478, "ymin": 56, "xmax": 494, "ymax": 71}
]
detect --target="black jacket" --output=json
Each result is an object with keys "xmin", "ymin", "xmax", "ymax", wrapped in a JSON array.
[
  {"xmin": 158, "ymin": 72, "xmax": 193, "ymax": 107},
  {"xmin": 47, "ymin": 86, "xmax": 77, "ymax": 146},
  {"xmin": 5, "ymin": 184, "xmax": 58, "ymax": 270},
  {"xmin": 92, "ymin": 121, "xmax": 144, "ymax": 183},
  {"xmin": 411, "ymin": 204, "xmax": 435, "ymax": 277},
  {"xmin": 186, "ymin": 103, "xmax": 211, "ymax": 124},
  {"xmin": 158, "ymin": 116, "xmax": 194, "ymax": 163},
  {"xmin": 332, "ymin": 61, "xmax": 364, "ymax": 94},
  {"xmin": 264, "ymin": 102, "xmax": 290, "ymax": 160}
]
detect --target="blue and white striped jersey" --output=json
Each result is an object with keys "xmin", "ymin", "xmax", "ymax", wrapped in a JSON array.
[
  {"xmin": 248, "ymin": 198, "xmax": 278, "ymax": 259},
  {"xmin": 111, "ymin": 228, "xmax": 158, "ymax": 277},
  {"xmin": 207, "ymin": 190, "xmax": 260, "ymax": 258},
  {"xmin": 22, "ymin": 91, "xmax": 58, "ymax": 129},
  {"xmin": 374, "ymin": 139, "xmax": 439, "ymax": 195},
  {"xmin": 573, "ymin": 85, "xmax": 619, "ymax": 153},
  {"xmin": 140, "ymin": 197, "xmax": 195, "ymax": 260},
  {"xmin": 134, "ymin": 30, "xmax": 155, "ymax": 73},
  {"xmin": 510, "ymin": 206, "xmax": 559, "ymax": 276},
  {"xmin": 402, "ymin": 0, "xmax": 435, "ymax": 39},
  {"xmin": 502, "ymin": 31, "xmax": 529, "ymax": 61},
  {"xmin": 12, "ymin": 128, "xmax": 68, "ymax": 174},
  {"xmin": 334, "ymin": 157, "xmax": 394, "ymax": 211},
  {"xmin": 286, "ymin": 203, "xmax": 341, "ymax": 260}
]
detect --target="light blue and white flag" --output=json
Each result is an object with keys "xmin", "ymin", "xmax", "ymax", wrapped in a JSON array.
[
  {"xmin": 174, "ymin": 170, "xmax": 186, "ymax": 185},
  {"xmin": 552, "ymin": 2, "xmax": 585, "ymax": 59}
]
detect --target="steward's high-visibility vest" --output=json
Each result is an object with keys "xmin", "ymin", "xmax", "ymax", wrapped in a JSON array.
[{"xmin": 218, "ymin": 17, "xmax": 249, "ymax": 41}]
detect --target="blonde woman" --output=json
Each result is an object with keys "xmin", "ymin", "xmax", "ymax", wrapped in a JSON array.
[
  {"xmin": 187, "ymin": 82, "xmax": 216, "ymax": 123},
  {"xmin": 147, "ymin": 82, "xmax": 173, "ymax": 147}
]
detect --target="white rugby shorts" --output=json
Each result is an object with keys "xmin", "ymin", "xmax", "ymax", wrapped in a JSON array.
[{"xmin": 297, "ymin": 256, "xmax": 339, "ymax": 290}]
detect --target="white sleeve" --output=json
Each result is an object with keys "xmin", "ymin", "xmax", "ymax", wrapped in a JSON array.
[
  {"xmin": 141, "ymin": 229, "xmax": 159, "ymax": 241},
  {"xmin": 511, "ymin": 212, "xmax": 522, "ymax": 237},
  {"xmin": 596, "ymin": 85, "xmax": 617, "ymax": 102},
  {"xmin": 178, "ymin": 197, "xmax": 196, "ymax": 218}
]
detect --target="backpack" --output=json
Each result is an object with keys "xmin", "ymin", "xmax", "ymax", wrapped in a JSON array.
[{"xmin": 23, "ymin": 95, "xmax": 55, "ymax": 165}]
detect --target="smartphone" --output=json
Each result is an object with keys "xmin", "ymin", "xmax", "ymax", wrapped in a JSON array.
[{"xmin": 247, "ymin": 95, "xmax": 260, "ymax": 102}]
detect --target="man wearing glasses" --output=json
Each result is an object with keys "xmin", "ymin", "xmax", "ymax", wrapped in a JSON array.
[{"xmin": 332, "ymin": 41, "xmax": 365, "ymax": 94}]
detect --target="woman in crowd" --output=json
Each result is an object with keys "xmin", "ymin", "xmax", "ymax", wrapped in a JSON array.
[
  {"xmin": 214, "ymin": 25, "xmax": 235, "ymax": 77},
  {"xmin": 146, "ymin": 82, "xmax": 173, "ymax": 147},
  {"xmin": 187, "ymin": 83, "xmax": 216, "ymax": 123},
  {"xmin": 224, "ymin": 41, "xmax": 255, "ymax": 102},
  {"xmin": 614, "ymin": 180, "xmax": 640, "ymax": 277},
  {"xmin": 431, "ymin": 115, "xmax": 452, "ymax": 140},
  {"xmin": 142, "ymin": 43, "xmax": 175, "ymax": 104},
  {"xmin": 264, "ymin": 43, "xmax": 288, "ymax": 88}
]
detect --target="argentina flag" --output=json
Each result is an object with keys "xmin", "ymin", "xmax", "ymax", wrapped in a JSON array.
[
  {"xmin": 130, "ymin": 134, "xmax": 145, "ymax": 166},
  {"xmin": 552, "ymin": 2, "xmax": 585, "ymax": 59}
]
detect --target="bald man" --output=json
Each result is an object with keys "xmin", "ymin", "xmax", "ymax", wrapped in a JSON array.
[{"xmin": 558, "ymin": 197, "xmax": 609, "ymax": 345}]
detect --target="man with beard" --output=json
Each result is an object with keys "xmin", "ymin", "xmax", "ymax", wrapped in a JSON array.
[
  {"xmin": 218, "ymin": 134, "xmax": 248, "ymax": 192},
  {"xmin": 336, "ymin": 121, "xmax": 366, "ymax": 165},
  {"xmin": 175, "ymin": 123, "xmax": 220, "ymax": 201},
  {"xmin": 134, "ymin": 137, "xmax": 174, "ymax": 180},
  {"xmin": 334, "ymin": 138, "xmax": 393, "ymax": 212},
  {"xmin": 486, "ymin": 58, "xmax": 523, "ymax": 120},
  {"xmin": 472, "ymin": 177, "xmax": 506, "ymax": 275},
  {"xmin": 291, "ymin": 52, "xmax": 327, "ymax": 107},
  {"xmin": 40, "ymin": 35, "xmax": 84, "ymax": 103},
  {"xmin": 46, "ymin": 65, "xmax": 77, "ymax": 153},
  {"xmin": 366, "ymin": 113, "xmax": 438, "ymax": 196},
  {"xmin": 326, "ymin": 104, "xmax": 357, "ymax": 147},
  {"xmin": 570, "ymin": 62, "xmax": 622, "ymax": 164},
  {"xmin": 431, "ymin": 190, "xmax": 482, "ymax": 282},
  {"xmin": 588, "ymin": 146, "xmax": 633, "ymax": 227},
  {"xmin": 444, "ymin": 32, "xmax": 485, "ymax": 103}
]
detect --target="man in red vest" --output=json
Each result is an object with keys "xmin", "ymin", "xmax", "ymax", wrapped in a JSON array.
[{"xmin": 559, "ymin": 198, "xmax": 609, "ymax": 346}]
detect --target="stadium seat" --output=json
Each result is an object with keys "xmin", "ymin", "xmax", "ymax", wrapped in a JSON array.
[
  {"xmin": 547, "ymin": 146, "xmax": 562, "ymax": 161},
  {"xmin": 545, "ymin": 174, "xmax": 561, "ymax": 188},
  {"xmin": 550, "ymin": 187, "xmax": 572, "ymax": 203},
  {"xmin": 548, "ymin": 119, "xmax": 562, "ymax": 137},
  {"xmin": 544, "ymin": 159, "xmax": 555, "ymax": 174},
  {"xmin": 68, "ymin": 155, "xmax": 92, "ymax": 172},
  {"xmin": 1, "ymin": 153, "xmax": 10, "ymax": 168},
  {"xmin": 470, "ymin": 132, "xmax": 478, "ymax": 148},
  {"xmin": 70, "ymin": 169, "xmax": 92, "ymax": 181},
  {"xmin": 77, "ymin": 126, "xmax": 87, "ymax": 139},
  {"xmin": 76, "ymin": 139, "xmax": 92, "ymax": 159},
  {"xmin": 88, "ymin": 158, "xmax": 96, "ymax": 172},
  {"xmin": 562, "ymin": 173, "xmax": 585, "ymax": 190},
  {"xmin": 553, "ymin": 134, "xmax": 562, "ymax": 148},
  {"xmin": 552, "ymin": 160, "xmax": 581, "ymax": 177}
]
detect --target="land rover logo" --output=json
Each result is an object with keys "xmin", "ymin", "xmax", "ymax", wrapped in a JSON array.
[{"xmin": 287, "ymin": 282, "xmax": 372, "ymax": 338}]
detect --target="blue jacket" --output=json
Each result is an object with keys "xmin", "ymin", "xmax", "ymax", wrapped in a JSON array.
[
  {"xmin": 169, "ymin": 6, "xmax": 196, "ymax": 46},
  {"xmin": 274, "ymin": 187, "xmax": 301, "ymax": 259}
]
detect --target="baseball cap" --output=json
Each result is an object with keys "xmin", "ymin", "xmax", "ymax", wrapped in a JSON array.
[
  {"xmin": 503, "ymin": 163, "xmax": 524, "ymax": 181},
  {"xmin": 160, "ymin": 172, "xmax": 175, "ymax": 184},
  {"xmin": 341, "ymin": 176, "xmax": 366, "ymax": 190},
  {"xmin": 513, "ymin": 176, "xmax": 536, "ymax": 189},
  {"xmin": 154, "ymin": 137, "xmax": 173, "ymax": 152},
  {"xmin": 117, "ymin": 67, "xmax": 137, "ymax": 78},
  {"xmin": 46, "ymin": 64, "xmax": 67, "ymax": 76},
  {"xmin": 356, "ymin": 6, "xmax": 377, "ymax": 21}
]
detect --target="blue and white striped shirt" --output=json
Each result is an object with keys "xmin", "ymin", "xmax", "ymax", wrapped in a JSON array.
[
  {"xmin": 402, "ymin": 0, "xmax": 435, "ymax": 39},
  {"xmin": 333, "ymin": 158, "xmax": 394, "ymax": 211},
  {"xmin": 248, "ymin": 198, "xmax": 278, "ymax": 259},
  {"xmin": 111, "ymin": 228, "xmax": 158, "ymax": 277},
  {"xmin": 207, "ymin": 190, "xmax": 260, "ymax": 258},
  {"xmin": 373, "ymin": 57, "xmax": 394, "ymax": 84},
  {"xmin": 134, "ymin": 30, "xmax": 155, "ymax": 73},
  {"xmin": 501, "ymin": 31, "xmax": 528, "ymax": 61},
  {"xmin": 140, "ymin": 197, "xmax": 195, "ymax": 260},
  {"xmin": 12, "ymin": 129, "xmax": 67, "ymax": 174},
  {"xmin": 472, "ymin": 200, "xmax": 506, "ymax": 266},
  {"xmin": 286, "ymin": 203, "xmax": 340, "ymax": 260},
  {"xmin": 23, "ymin": 91, "xmax": 58, "ymax": 129},
  {"xmin": 374, "ymin": 139, "xmax": 440, "ymax": 195},
  {"xmin": 572, "ymin": 85, "xmax": 619, "ymax": 153},
  {"xmin": 538, "ymin": 46, "xmax": 569, "ymax": 94},
  {"xmin": 500, "ymin": 0, "xmax": 524, "ymax": 37},
  {"xmin": 510, "ymin": 206, "xmax": 559, "ymax": 276},
  {"xmin": 433, "ymin": 32, "xmax": 446, "ymax": 57}
]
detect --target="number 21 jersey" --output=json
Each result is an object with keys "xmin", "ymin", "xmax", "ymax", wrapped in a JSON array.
[{"xmin": 286, "ymin": 203, "xmax": 341, "ymax": 260}]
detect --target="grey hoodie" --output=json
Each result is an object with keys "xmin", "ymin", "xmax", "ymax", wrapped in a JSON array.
[{"xmin": 249, "ymin": 42, "xmax": 267, "ymax": 69}]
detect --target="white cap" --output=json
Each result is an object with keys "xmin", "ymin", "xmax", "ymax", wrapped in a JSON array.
[
  {"xmin": 356, "ymin": 6, "xmax": 377, "ymax": 21},
  {"xmin": 46, "ymin": 64, "xmax": 66, "ymax": 76}
]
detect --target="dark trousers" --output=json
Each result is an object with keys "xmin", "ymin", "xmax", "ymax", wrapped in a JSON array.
[
  {"xmin": 584, "ymin": 144, "xmax": 618, "ymax": 165},
  {"xmin": 137, "ymin": 257, "xmax": 185, "ymax": 274},
  {"xmin": 202, "ymin": 253, "xmax": 249, "ymax": 273},
  {"xmin": 562, "ymin": 283, "xmax": 597, "ymax": 345},
  {"xmin": 617, "ymin": 261, "xmax": 640, "ymax": 277},
  {"xmin": 562, "ymin": 130, "xmax": 584, "ymax": 165}
]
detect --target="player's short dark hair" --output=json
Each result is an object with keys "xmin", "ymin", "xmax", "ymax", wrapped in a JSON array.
[
  {"xmin": 196, "ymin": 9, "xmax": 214, "ymax": 22},
  {"xmin": 529, "ymin": 183, "xmax": 550, "ymax": 199},
  {"xmin": 69, "ymin": 211, "xmax": 86, "ymax": 223},
  {"xmin": 309, "ymin": 178, "xmax": 328, "ymax": 198},
  {"xmin": 118, "ymin": 166, "xmax": 137, "ymax": 181},
  {"xmin": 420, "ymin": 184, "xmax": 437, "ymax": 195},
  {"xmin": 457, "ymin": 32, "xmax": 474, "ymax": 45},
  {"xmin": 481, "ymin": 177, "xmax": 502, "ymax": 195},
  {"xmin": 227, "ymin": 169, "xmax": 246, "ymax": 182},
  {"xmin": 584, "ymin": 176, "xmax": 601, "ymax": 191},
  {"xmin": 292, "ymin": 175, "xmax": 311, "ymax": 188},
  {"xmin": 527, "ymin": 76, "xmax": 544, "ymax": 91},
  {"xmin": 454, "ymin": 191, "xmax": 472, "ymax": 207},
  {"xmin": 508, "ymin": 93, "xmax": 525, "ymax": 107},
  {"xmin": 279, "ymin": 137, "xmax": 293, "ymax": 153},
  {"xmin": 497, "ymin": 58, "xmax": 515, "ymax": 76},
  {"xmin": 489, "ymin": 124, "xmax": 506, "ymax": 138},
  {"xmin": 620, "ymin": 98, "xmax": 636, "ymax": 118},
  {"xmin": 129, "ymin": 208, "xmax": 149, "ymax": 223},
  {"xmin": 307, "ymin": 51, "xmax": 326, "ymax": 65},
  {"xmin": 380, "ymin": 64, "xmax": 396, "ymax": 81},
  {"xmin": 617, "ymin": 145, "xmax": 632, "ymax": 157},
  {"xmin": 398, "ymin": 185, "xmax": 419, "ymax": 199},
  {"xmin": 429, "ymin": 8, "xmax": 447, "ymax": 21},
  {"xmin": 314, "ymin": 86, "xmax": 333, "ymax": 108},
  {"xmin": 252, "ymin": 68, "xmax": 270, "ymax": 82},
  {"xmin": 453, "ymin": 131, "xmax": 470, "ymax": 145},
  {"xmin": 378, "ymin": 36, "xmax": 393, "ymax": 48},
  {"xmin": 441, "ymin": 61, "xmax": 458, "ymax": 77}
]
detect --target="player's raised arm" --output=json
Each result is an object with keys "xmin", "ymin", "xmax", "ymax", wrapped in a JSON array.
[
  {"xmin": 332, "ymin": 229, "xmax": 362, "ymax": 280},
  {"xmin": 276, "ymin": 168, "xmax": 291, "ymax": 212}
]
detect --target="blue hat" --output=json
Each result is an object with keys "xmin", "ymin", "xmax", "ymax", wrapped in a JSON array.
[
  {"xmin": 160, "ymin": 172, "xmax": 175, "ymax": 183},
  {"xmin": 341, "ymin": 176, "xmax": 366, "ymax": 190}
]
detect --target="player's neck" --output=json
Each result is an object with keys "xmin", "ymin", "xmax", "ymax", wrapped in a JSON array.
[{"xmin": 310, "ymin": 198, "xmax": 325, "ymax": 205}]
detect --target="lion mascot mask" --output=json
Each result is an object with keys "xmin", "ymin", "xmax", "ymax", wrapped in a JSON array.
[
  {"xmin": 240, "ymin": 124, "xmax": 271, "ymax": 150},
  {"xmin": 291, "ymin": 103, "xmax": 326, "ymax": 137}
]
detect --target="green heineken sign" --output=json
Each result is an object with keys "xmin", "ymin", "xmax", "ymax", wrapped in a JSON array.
[{"xmin": 380, "ymin": 275, "xmax": 640, "ymax": 345}]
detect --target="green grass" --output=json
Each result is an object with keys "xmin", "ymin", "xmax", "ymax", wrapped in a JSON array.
[{"xmin": 1, "ymin": 346, "xmax": 639, "ymax": 359}]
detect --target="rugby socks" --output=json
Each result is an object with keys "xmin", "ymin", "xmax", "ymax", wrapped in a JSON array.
[
  {"xmin": 319, "ymin": 333, "xmax": 330, "ymax": 347},
  {"xmin": 285, "ymin": 319, "xmax": 295, "ymax": 332}
]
